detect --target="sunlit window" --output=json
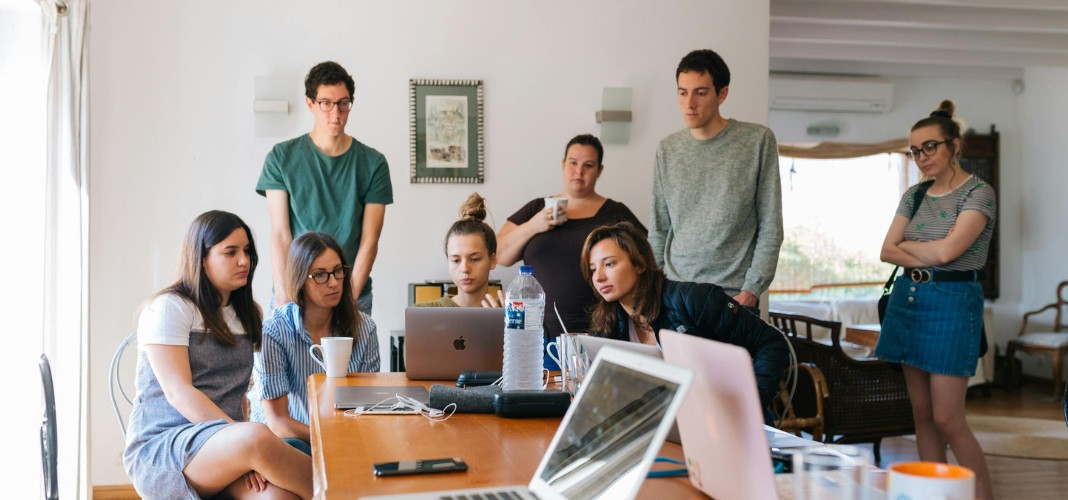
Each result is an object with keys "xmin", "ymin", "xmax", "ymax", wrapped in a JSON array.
[
  {"xmin": 0, "ymin": 1, "xmax": 48, "ymax": 498},
  {"xmin": 771, "ymin": 153, "xmax": 916, "ymax": 300}
]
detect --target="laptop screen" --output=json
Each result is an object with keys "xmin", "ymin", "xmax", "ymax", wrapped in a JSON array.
[{"xmin": 537, "ymin": 359, "xmax": 681, "ymax": 499}]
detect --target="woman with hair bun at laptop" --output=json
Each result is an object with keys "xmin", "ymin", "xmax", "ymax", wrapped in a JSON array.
[
  {"xmin": 124, "ymin": 210, "xmax": 311, "ymax": 499},
  {"xmin": 416, "ymin": 192, "xmax": 504, "ymax": 308},
  {"xmin": 250, "ymin": 232, "xmax": 380, "ymax": 455},
  {"xmin": 580, "ymin": 221, "xmax": 789, "ymax": 412}
]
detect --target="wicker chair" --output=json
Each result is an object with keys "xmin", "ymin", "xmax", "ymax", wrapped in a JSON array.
[
  {"xmin": 769, "ymin": 310, "xmax": 914, "ymax": 464},
  {"xmin": 773, "ymin": 362, "xmax": 827, "ymax": 440}
]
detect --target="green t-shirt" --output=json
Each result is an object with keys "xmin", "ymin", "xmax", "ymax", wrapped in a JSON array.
[{"xmin": 257, "ymin": 134, "xmax": 393, "ymax": 296}]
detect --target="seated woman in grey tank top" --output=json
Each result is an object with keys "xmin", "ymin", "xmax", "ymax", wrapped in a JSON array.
[{"xmin": 122, "ymin": 210, "xmax": 312, "ymax": 499}]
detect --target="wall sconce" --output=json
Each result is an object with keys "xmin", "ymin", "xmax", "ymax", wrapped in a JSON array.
[
  {"xmin": 254, "ymin": 75, "xmax": 291, "ymax": 137},
  {"xmin": 596, "ymin": 87, "xmax": 633, "ymax": 144}
]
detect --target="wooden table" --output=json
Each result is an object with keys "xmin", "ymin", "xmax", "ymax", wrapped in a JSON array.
[
  {"xmin": 844, "ymin": 323, "xmax": 881, "ymax": 349},
  {"xmin": 307, "ymin": 372, "xmax": 704, "ymax": 499}
]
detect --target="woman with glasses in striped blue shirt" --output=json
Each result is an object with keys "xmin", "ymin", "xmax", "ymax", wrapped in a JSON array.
[{"xmin": 250, "ymin": 232, "xmax": 380, "ymax": 454}]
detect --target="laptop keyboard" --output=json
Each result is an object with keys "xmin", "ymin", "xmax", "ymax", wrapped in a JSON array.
[{"xmin": 440, "ymin": 491, "xmax": 526, "ymax": 500}]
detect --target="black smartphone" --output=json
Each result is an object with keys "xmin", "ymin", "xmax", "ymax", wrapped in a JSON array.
[{"xmin": 372, "ymin": 457, "xmax": 468, "ymax": 476}]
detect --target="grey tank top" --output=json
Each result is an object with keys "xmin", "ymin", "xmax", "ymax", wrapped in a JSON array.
[{"xmin": 127, "ymin": 331, "xmax": 254, "ymax": 440}]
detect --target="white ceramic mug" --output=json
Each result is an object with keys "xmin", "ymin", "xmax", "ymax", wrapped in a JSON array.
[
  {"xmin": 544, "ymin": 197, "xmax": 569, "ymax": 221},
  {"xmin": 309, "ymin": 337, "xmax": 353, "ymax": 378},
  {"xmin": 546, "ymin": 333, "xmax": 589, "ymax": 395},
  {"xmin": 888, "ymin": 461, "xmax": 975, "ymax": 500},
  {"xmin": 793, "ymin": 445, "xmax": 871, "ymax": 500}
]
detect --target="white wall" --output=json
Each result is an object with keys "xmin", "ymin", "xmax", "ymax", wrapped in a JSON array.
[{"xmin": 88, "ymin": 0, "xmax": 772, "ymax": 486}]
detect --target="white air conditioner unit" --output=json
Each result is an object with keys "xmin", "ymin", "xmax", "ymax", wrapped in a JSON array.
[{"xmin": 769, "ymin": 74, "xmax": 893, "ymax": 113}]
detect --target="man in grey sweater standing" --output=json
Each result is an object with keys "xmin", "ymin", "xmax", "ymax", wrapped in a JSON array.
[{"xmin": 650, "ymin": 49, "xmax": 783, "ymax": 310}]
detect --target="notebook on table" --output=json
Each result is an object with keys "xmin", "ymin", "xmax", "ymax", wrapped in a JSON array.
[
  {"xmin": 403, "ymin": 307, "xmax": 504, "ymax": 380},
  {"xmin": 659, "ymin": 329, "xmax": 778, "ymax": 500},
  {"xmin": 361, "ymin": 346, "xmax": 694, "ymax": 500}
]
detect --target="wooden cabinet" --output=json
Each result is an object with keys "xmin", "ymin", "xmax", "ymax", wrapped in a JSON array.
[{"xmin": 959, "ymin": 126, "xmax": 1000, "ymax": 299}]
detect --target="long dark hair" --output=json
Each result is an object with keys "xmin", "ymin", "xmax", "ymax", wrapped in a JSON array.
[
  {"xmin": 160, "ymin": 210, "xmax": 262, "ymax": 348},
  {"xmin": 580, "ymin": 222, "xmax": 665, "ymax": 337},
  {"xmin": 443, "ymin": 192, "xmax": 496, "ymax": 256},
  {"xmin": 285, "ymin": 232, "xmax": 368, "ymax": 341}
]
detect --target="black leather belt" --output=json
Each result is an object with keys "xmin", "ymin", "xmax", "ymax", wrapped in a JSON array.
[{"xmin": 905, "ymin": 268, "xmax": 985, "ymax": 283}]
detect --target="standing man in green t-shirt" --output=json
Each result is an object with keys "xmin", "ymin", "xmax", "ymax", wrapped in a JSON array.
[{"xmin": 257, "ymin": 61, "xmax": 393, "ymax": 314}]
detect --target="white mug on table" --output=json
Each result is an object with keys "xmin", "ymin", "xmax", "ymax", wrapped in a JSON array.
[{"xmin": 309, "ymin": 337, "xmax": 353, "ymax": 378}]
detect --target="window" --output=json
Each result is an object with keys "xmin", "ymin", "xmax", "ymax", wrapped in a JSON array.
[{"xmin": 771, "ymin": 153, "xmax": 917, "ymax": 300}]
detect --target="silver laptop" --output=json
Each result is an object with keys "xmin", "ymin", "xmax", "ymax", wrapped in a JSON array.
[
  {"xmin": 659, "ymin": 330, "xmax": 778, "ymax": 500},
  {"xmin": 361, "ymin": 346, "xmax": 694, "ymax": 500},
  {"xmin": 577, "ymin": 335, "xmax": 663, "ymax": 361},
  {"xmin": 404, "ymin": 307, "xmax": 504, "ymax": 380},
  {"xmin": 334, "ymin": 386, "xmax": 431, "ymax": 411}
]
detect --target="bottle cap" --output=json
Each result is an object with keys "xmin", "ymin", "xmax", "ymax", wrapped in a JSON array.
[{"xmin": 519, "ymin": 265, "xmax": 534, "ymax": 275}]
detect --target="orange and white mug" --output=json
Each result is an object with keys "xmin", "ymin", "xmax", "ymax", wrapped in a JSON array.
[{"xmin": 888, "ymin": 461, "xmax": 974, "ymax": 500}]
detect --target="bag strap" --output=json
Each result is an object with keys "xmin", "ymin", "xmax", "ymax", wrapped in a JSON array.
[{"xmin": 883, "ymin": 180, "xmax": 936, "ymax": 293}]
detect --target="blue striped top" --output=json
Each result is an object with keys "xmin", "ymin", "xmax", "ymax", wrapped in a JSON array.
[{"xmin": 250, "ymin": 302, "xmax": 380, "ymax": 425}]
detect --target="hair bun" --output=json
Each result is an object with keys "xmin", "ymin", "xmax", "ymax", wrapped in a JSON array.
[
  {"xmin": 458, "ymin": 192, "xmax": 487, "ymax": 222},
  {"xmin": 930, "ymin": 99, "xmax": 955, "ymax": 119}
]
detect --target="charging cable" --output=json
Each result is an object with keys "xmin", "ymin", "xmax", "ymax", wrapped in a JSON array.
[{"xmin": 344, "ymin": 394, "xmax": 457, "ymax": 422}]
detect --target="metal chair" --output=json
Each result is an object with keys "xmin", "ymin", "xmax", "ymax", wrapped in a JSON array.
[
  {"xmin": 109, "ymin": 331, "xmax": 138, "ymax": 437},
  {"xmin": 1007, "ymin": 281, "xmax": 1068, "ymax": 399},
  {"xmin": 39, "ymin": 354, "xmax": 58, "ymax": 500}
]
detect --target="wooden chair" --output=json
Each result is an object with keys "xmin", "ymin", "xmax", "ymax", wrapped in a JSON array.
[
  {"xmin": 769, "ymin": 310, "xmax": 914, "ymax": 464},
  {"xmin": 1007, "ymin": 280, "xmax": 1068, "ymax": 399},
  {"xmin": 773, "ymin": 361, "xmax": 827, "ymax": 441}
]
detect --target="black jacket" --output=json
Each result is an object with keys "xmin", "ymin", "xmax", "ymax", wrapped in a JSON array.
[{"xmin": 609, "ymin": 280, "xmax": 789, "ymax": 410}]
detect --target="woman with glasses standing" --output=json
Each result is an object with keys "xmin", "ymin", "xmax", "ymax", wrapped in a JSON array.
[
  {"xmin": 250, "ymin": 232, "xmax": 380, "ymax": 454},
  {"xmin": 877, "ymin": 100, "xmax": 995, "ymax": 499},
  {"xmin": 124, "ymin": 211, "xmax": 311, "ymax": 499}
]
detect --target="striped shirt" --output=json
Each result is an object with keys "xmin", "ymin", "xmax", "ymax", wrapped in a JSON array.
[
  {"xmin": 250, "ymin": 302, "xmax": 380, "ymax": 425},
  {"xmin": 898, "ymin": 175, "xmax": 996, "ymax": 271}
]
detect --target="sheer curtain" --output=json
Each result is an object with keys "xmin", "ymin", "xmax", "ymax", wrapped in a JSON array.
[{"xmin": 39, "ymin": 0, "xmax": 90, "ymax": 497}]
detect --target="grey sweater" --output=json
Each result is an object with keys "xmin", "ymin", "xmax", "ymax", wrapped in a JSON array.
[{"xmin": 650, "ymin": 119, "xmax": 783, "ymax": 297}]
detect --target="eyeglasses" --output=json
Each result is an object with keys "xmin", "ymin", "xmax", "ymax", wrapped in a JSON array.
[
  {"xmin": 313, "ymin": 99, "xmax": 353, "ymax": 112},
  {"xmin": 906, "ymin": 139, "xmax": 951, "ymax": 160},
  {"xmin": 307, "ymin": 266, "xmax": 349, "ymax": 285}
]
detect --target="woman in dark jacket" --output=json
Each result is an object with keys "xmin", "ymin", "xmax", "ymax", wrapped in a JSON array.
[{"xmin": 580, "ymin": 222, "xmax": 789, "ymax": 411}]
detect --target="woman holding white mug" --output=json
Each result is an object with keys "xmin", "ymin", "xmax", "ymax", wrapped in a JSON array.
[
  {"xmin": 251, "ymin": 232, "xmax": 380, "ymax": 454},
  {"xmin": 497, "ymin": 134, "xmax": 645, "ymax": 359}
]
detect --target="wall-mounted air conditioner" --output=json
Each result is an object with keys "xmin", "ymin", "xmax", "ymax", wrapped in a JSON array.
[{"xmin": 769, "ymin": 74, "xmax": 893, "ymax": 113}]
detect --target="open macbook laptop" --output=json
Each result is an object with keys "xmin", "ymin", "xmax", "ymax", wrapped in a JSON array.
[
  {"xmin": 361, "ymin": 346, "xmax": 694, "ymax": 500},
  {"xmin": 659, "ymin": 329, "xmax": 778, "ymax": 500},
  {"xmin": 404, "ymin": 307, "xmax": 503, "ymax": 380},
  {"xmin": 577, "ymin": 335, "xmax": 662, "ymax": 361}
]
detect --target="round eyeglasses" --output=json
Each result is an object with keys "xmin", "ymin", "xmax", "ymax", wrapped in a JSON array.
[
  {"xmin": 308, "ymin": 266, "xmax": 349, "ymax": 285},
  {"xmin": 906, "ymin": 139, "xmax": 951, "ymax": 160},
  {"xmin": 314, "ymin": 99, "xmax": 353, "ymax": 112}
]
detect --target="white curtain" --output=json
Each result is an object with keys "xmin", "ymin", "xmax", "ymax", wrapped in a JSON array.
[{"xmin": 38, "ymin": 0, "xmax": 90, "ymax": 497}]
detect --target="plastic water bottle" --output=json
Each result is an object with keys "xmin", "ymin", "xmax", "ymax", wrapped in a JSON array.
[{"xmin": 503, "ymin": 265, "xmax": 545, "ymax": 391}]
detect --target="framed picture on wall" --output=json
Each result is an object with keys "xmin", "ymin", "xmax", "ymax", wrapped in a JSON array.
[{"xmin": 409, "ymin": 79, "xmax": 484, "ymax": 183}]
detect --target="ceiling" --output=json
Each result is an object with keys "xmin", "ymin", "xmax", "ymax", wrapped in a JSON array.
[{"xmin": 769, "ymin": 0, "xmax": 1068, "ymax": 79}]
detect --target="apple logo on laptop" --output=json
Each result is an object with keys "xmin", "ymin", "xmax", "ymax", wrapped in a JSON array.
[{"xmin": 453, "ymin": 336, "xmax": 466, "ymax": 350}]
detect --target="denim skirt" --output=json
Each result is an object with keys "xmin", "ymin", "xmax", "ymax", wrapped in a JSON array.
[{"xmin": 875, "ymin": 276, "xmax": 983, "ymax": 377}]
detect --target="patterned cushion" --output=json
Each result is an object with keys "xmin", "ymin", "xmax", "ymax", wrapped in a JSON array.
[{"xmin": 1012, "ymin": 332, "xmax": 1068, "ymax": 349}]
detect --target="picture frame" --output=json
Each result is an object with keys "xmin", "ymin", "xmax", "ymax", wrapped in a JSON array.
[{"xmin": 409, "ymin": 79, "xmax": 485, "ymax": 183}]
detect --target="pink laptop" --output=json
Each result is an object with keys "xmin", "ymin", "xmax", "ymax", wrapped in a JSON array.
[{"xmin": 660, "ymin": 329, "xmax": 778, "ymax": 500}]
